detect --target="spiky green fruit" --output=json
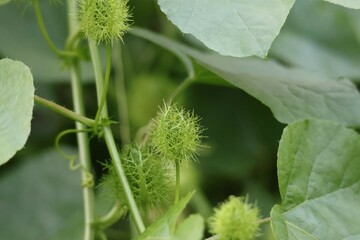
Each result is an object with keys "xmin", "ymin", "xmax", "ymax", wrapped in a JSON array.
[
  {"xmin": 78, "ymin": 0, "xmax": 130, "ymax": 44},
  {"xmin": 101, "ymin": 145, "xmax": 174, "ymax": 213},
  {"xmin": 209, "ymin": 196, "xmax": 260, "ymax": 240},
  {"xmin": 150, "ymin": 103, "xmax": 203, "ymax": 164}
]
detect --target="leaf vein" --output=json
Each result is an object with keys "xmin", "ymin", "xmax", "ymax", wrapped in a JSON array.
[{"xmin": 225, "ymin": 0, "xmax": 264, "ymax": 55}]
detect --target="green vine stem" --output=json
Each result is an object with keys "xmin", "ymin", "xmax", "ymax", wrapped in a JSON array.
[
  {"xmin": 258, "ymin": 217, "xmax": 271, "ymax": 225},
  {"xmin": 67, "ymin": 1, "xmax": 96, "ymax": 240},
  {"xmin": 96, "ymin": 203, "xmax": 128, "ymax": 230},
  {"xmin": 88, "ymin": 40, "xmax": 145, "ymax": 233},
  {"xmin": 113, "ymin": 41, "xmax": 131, "ymax": 144},
  {"xmin": 33, "ymin": 0, "xmax": 79, "ymax": 59},
  {"xmin": 55, "ymin": 128, "xmax": 93, "ymax": 171},
  {"xmin": 34, "ymin": 95, "xmax": 95, "ymax": 127},
  {"xmin": 104, "ymin": 122, "xmax": 146, "ymax": 232},
  {"xmin": 65, "ymin": 30, "xmax": 83, "ymax": 51},
  {"xmin": 94, "ymin": 45, "xmax": 112, "ymax": 133},
  {"xmin": 70, "ymin": 62, "xmax": 96, "ymax": 240},
  {"xmin": 167, "ymin": 76, "xmax": 194, "ymax": 103}
]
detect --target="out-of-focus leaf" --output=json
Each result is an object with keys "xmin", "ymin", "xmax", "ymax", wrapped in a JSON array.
[
  {"xmin": 271, "ymin": 31, "xmax": 360, "ymax": 79},
  {"xmin": 189, "ymin": 51, "xmax": 360, "ymax": 127},
  {"xmin": 0, "ymin": 2, "xmax": 94, "ymax": 83},
  {"xmin": 270, "ymin": 0, "xmax": 360, "ymax": 80},
  {"xmin": 349, "ymin": 11, "xmax": 360, "ymax": 41},
  {"xmin": 271, "ymin": 120, "xmax": 360, "ymax": 239},
  {"xmin": 131, "ymin": 28, "xmax": 360, "ymax": 127},
  {"xmin": 323, "ymin": 0, "xmax": 360, "ymax": 9},
  {"xmin": 188, "ymin": 84, "xmax": 282, "ymax": 181},
  {"xmin": 0, "ymin": 58, "xmax": 34, "ymax": 165},
  {"xmin": 136, "ymin": 192, "xmax": 194, "ymax": 240},
  {"xmin": 157, "ymin": 0, "xmax": 295, "ymax": 58},
  {"xmin": 174, "ymin": 214, "xmax": 204, "ymax": 240},
  {"xmin": 127, "ymin": 74, "xmax": 177, "ymax": 132},
  {"xmin": 0, "ymin": 0, "xmax": 10, "ymax": 6},
  {"xmin": 0, "ymin": 148, "xmax": 83, "ymax": 239}
]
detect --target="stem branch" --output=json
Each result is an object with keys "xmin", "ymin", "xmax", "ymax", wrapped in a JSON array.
[
  {"xmin": 103, "ymin": 127, "xmax": 146, "ymax": 233},
  {"xmin": 34, "ymin": 95, "xmax": 95, "ymax": 127},
  {"xmin": 97, "ymin": 203, "xmax": 127, "ymax": 230},
  {"xmin": 67, "ymin": 1, "xmax": 95, "ymax": 240},
  {"xmin": 113, "ymin": 41, "xmax": 131, "ymax": 144},
  {"xmin": 258, "ymin": 217, "xmax": 271, "ymax": 225},
  {"xmin": 70, "ymin": 63, "xmax": 96, "ymax": 240},
  {"xmin": 88, "ymin": 40, "xmax": 145, "ymax": 233},
  {"xmin": 34, "ymin": 0, "xmax": 79, "ymax": 58},
  {"xmin": 167, "ymin": 76, "xmax": 194, "ymax": 104},
  {"xmin": 94, "ymin": 45, "xmax": 112, "ymax": 132}
]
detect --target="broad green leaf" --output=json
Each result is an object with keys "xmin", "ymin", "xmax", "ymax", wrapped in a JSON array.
[
  {"xmin": 0, "ymin": 148, "xmax": 83, "ymax": 240},
  {"xmin": 323, "ymin": 0, "xmax": 360, "ymax": 9},
  {"xmin": 131, "ymin": 28, "xmax": 360, "ymax": 127},
  {"xmin": 157, "ymin": 0, "xmax": 295, "ymax": 58},
  {"xmin": 0, "ymin": 58, "xmax": 34, "ymax": 165},
  {"xmin": 270, "ymin": 0, "xmax": 360, "ymax": 81},
  {"xmin": 136, "ymin": 192, "xmax": 194, "ymax": 240},
  {"xmin": 270, "ymin": 206, "xmax": 289, "ymax": 240},
  {"xmin": 271, "ymin": 205, "xmax": 317, "ymax": 240},
  {"xmin": 271, "ymin": 119, "xmax": 360, "ymax": 239},
  {"xmin": 174, "ymin": 214, "xmax": 204, "ymax": 240}
]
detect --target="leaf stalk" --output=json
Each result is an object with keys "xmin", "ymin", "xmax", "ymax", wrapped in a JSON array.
[{"xmin": 34, "ymin": 95, "xmax": 95, "ymax": 127}]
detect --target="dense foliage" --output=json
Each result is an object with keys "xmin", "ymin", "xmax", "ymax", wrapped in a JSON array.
[{"xmin": 1, "ymin": 0, "xmax": 360, "ymax": 239}]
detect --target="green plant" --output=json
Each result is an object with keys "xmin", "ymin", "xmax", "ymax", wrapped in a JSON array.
[{"xmin": 1, "ymin": 0, "xmax": 360, "ymax": 240}]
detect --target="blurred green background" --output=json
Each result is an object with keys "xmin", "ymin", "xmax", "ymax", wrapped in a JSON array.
[{"xmin": 1, "ymin": 0, "xmax": 359, "ymax": 239}]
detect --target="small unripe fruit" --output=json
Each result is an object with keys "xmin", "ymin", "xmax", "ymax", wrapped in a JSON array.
[
  {"xmin": 209, "ymin": 196, "xmax": 260, "ymax": 240},
  {"xmin": 101, "ymin": 145, "xmax": 174, "ymax": 213},
  {"xmin": 78, "ymin": 0, "xmax": 130, "ymax": 44},
  {"xmin": 149, "ymin": 103, "xmax": 203, "ymax": 164}
]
